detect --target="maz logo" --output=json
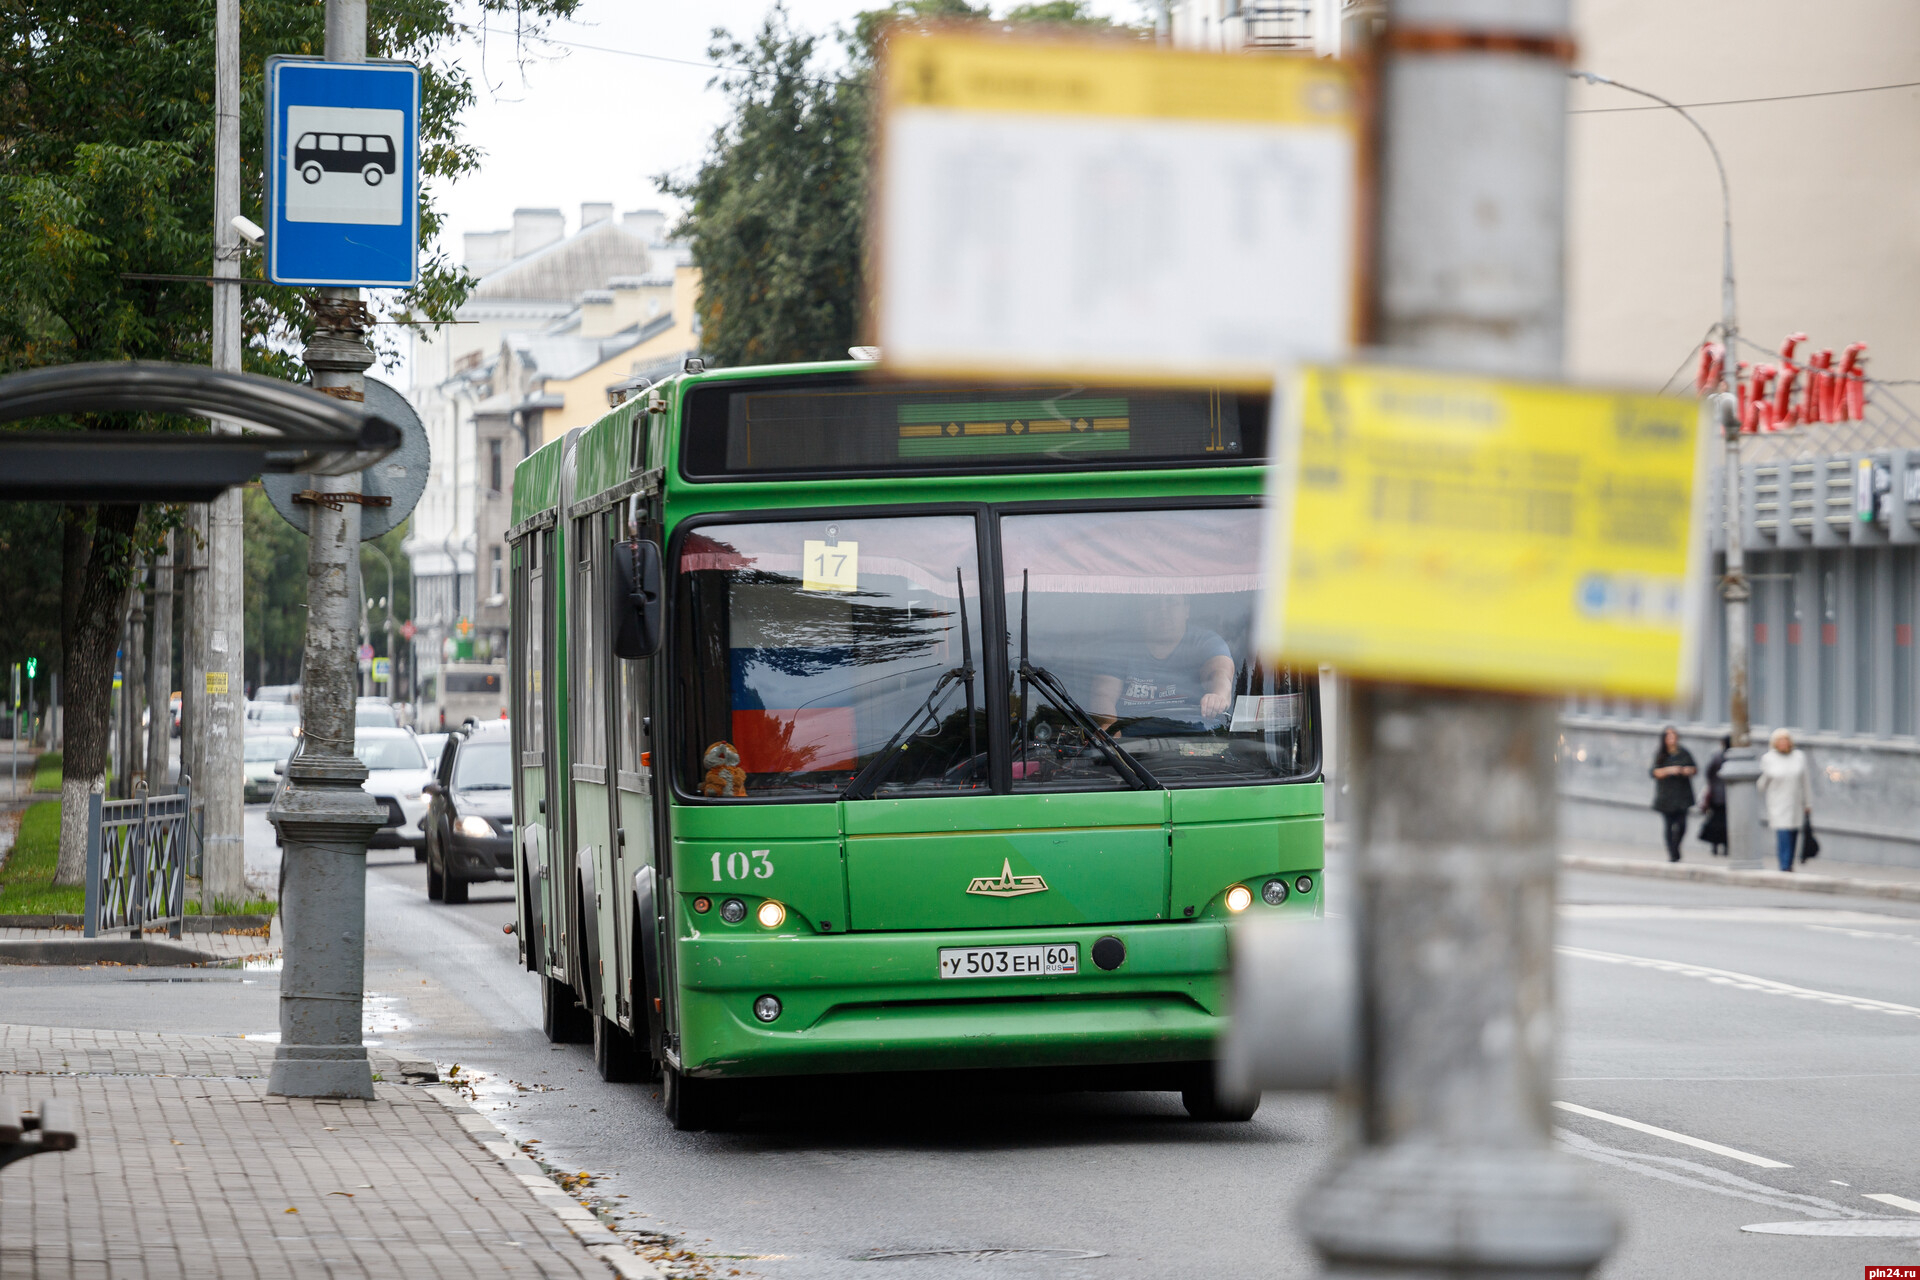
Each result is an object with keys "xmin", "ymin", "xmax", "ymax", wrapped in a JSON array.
[{"xmin": 966, "ymin": 859, "xmax": 1048, "ymax": 898}]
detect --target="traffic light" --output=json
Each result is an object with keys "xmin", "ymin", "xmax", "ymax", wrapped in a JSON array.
[{"xmin": 24, "ymin": 657, "xmax": 35, "ymax": 679}]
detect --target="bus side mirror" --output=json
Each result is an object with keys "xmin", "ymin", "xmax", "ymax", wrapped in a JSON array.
[{"xmin": 611, "ymin": 540, "xmax": 663, "ymax": 659}]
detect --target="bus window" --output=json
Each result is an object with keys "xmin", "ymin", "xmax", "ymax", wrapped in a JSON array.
[
  {"xmin": 674, "ymin": 516, "xmax": 985, "ymax": 799},
  {"xmin": 1000, "ymin": 507, "xmax": 1315, "ymax": 789}
]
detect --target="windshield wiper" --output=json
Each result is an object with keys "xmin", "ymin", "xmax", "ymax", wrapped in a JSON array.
[
  {"xmin": 843, "ymin": 569, "xmax": 977, "ymax": 800},
  {"xmin": 1015, "ymin": 570, "xmax": 1160, "ymax": 790}
]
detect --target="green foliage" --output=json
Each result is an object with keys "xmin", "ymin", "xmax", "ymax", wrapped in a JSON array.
[
  {"xmin": 660, "ymin": 7, "xmax": 872, "ymax": 368},
  {"xmin": 665, "ymin": 1, "xmax": 1140, "ymax": 370},
  {"xmin": 0, "ymin": 802, "xmax": 78, "ymax": 915},
  {"xmin": 242, "ymin": 489, "xmax": 411, "ymax": 686},
  {"xmin": 243, "ymin": 486, "xmax": 310, "ymax": 688},
  {"xmin": 0, "ymin": 505, "xmax": 64, "ymax": 681},
  {"xmin": 0, "ymin": 0, "xmax": 583, "ymax": 384}
]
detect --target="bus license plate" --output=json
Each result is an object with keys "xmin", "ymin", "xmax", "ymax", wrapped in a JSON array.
[{"xmin": 938, "ymin": 944, "xmax": 1078, "ymax": 979}]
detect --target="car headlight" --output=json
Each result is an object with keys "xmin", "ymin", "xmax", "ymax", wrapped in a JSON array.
[{"xmin": 455, "ymin": 815, "xmax": 494, "ymax": 838}]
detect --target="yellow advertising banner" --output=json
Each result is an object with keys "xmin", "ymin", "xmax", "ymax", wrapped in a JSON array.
[{"xmin": 1260, "ymin": 365, "xmax": 1706, "ymax": 700}]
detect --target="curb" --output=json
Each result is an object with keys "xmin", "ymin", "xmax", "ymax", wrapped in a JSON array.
[
  {"xmin": 418, "ymin": 1083, "xmax": 664, "ymax": 1280},
  {"xmin": 0, "ymin": 913, "xmax": 273, "ymax": 933},
  {"xmin": 1562, "ymin": 855, "xmax": 1920, "ymax": 904},
  {"xmin": 0, "ymin": 937, "xmax": 229, "ymax": 965}
]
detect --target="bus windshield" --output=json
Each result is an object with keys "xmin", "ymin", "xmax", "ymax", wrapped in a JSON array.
[
  {"xmin": 1003, "ymin": 507, "xmax": 1313, "ymax": 789},
  {"xmin": 673, "ymin": 506, "xmax": 1316, "ymax": 800},
  {"xmin": 675, "ymin": 516, "xmax": 985, "ymax": 799}
]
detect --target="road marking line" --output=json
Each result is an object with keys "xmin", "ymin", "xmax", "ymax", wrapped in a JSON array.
[
  {"xmin": 1864, "ymin": 1193, "xmax": 1920, "ymax": 1215},
  {"xmin": 1558, "ymin": 946, "xmax": 1920, "ymax": 1020},
  {"xmin": 1552, "ymin": 1101, "xmax": 1790, "ymax": 1168}
]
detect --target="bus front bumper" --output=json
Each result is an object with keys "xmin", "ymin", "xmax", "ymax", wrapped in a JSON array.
[{"xmin": 674, "ymin": 921, "xmax": 1230, "ymax": 1080}]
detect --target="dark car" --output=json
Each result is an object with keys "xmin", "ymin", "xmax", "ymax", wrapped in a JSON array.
[{"xmin": 423, "ymin": 723, "xmax": 513, "ymax": 904}]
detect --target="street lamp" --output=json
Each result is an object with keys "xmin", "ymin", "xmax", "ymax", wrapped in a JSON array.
[{"xmin": 1573, "ymin": 70, "xmax": 1762, "ymax": 867}]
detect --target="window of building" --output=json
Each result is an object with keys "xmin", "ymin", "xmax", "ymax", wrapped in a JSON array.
[
  {"xmin": 1854, "ymin": 551, "xmax": 1876, "ymax": 734},
  {"xmin": 1818, "ymin": 554, "xmax": 1839, "ymax": 731},
  {"xmin": 489, "ymin": 438, "xmax": 503, "ymax": 494},
  {"xmin": 490, "ymin": 545, "xmax": 503, "ymax": 599}
]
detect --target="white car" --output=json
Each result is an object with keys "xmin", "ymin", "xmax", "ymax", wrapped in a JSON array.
[{"xmin": 353, "ymin": 727, "xmax": 432, "ymax": 849}]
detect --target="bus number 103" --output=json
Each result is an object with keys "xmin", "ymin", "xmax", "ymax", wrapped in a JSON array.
[{"xmin": 711, "ymin": 850, "xmax": 774, "ymax": 882}]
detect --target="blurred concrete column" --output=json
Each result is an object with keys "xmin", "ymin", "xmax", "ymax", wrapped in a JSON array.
[{"xmin": 1297, "ymin": 1, "xmax": 1618, "ymax": 1275}]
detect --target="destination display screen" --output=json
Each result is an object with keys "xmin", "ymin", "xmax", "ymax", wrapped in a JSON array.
[{"xmin": 680, "ymin": 375, "xmax": 1267, "ymax": 479}]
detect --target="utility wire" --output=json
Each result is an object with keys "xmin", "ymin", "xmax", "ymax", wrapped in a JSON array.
[
  {"xmin": 475, "ymin": 24, "xmax": 865, "ymax": 89},
  {"xmin": 1571, "ymin": 78, "xmax": 1920, "ymax": 114}
]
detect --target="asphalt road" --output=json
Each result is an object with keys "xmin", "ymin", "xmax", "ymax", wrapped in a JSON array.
[{"xmin": 9, "ymin": 808, "xmax": 1920, "ymax": 1279}]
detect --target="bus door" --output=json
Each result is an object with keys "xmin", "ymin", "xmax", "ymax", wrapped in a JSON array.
[
  {"xmin": 516, "ymin": 525, "xmax": 565, "ymax": 977},
  {"xmin": 610, "ymin": 497, "xmax": 661, "ymax": 1045}
]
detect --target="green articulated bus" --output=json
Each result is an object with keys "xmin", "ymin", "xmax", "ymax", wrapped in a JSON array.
[{"xmin": 506, "ymin": 358, "xmax": 1324, "ymax": 1130}]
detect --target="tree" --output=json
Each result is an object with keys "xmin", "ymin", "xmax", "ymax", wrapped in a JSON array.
[
  {"xmin": 665, "ymin": 2, "xmax": 1140, "ymax": 370},
  {"xmin": 0, "ymin": 0, "xmax": 575, "ymax": 883}
]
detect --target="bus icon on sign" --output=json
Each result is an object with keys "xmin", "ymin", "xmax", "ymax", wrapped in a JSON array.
[
  {"xmin": 294, "ymin": 131, "xmax": 397, "ymax": 186},
  {"xmin": 284, "ymin": 104, "xmax": 405, "ymax": 227}
]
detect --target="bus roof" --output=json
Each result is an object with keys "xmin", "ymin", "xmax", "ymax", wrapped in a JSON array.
[{"xmin": 512, "ymin": 358, "xmax": 1268, "ymax": 527}]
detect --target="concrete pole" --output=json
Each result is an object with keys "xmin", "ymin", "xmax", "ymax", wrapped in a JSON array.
[
  {"xmin": 1298, "ymin": 1, "xmax": 1618, "ymax": 1275},
  {"xmin": 266, "ymin": 0, "xmax": 384, "ymax": 1101},
  {"xmin": 1717, "ymin": 397, "xmax": 1764, "ymax": 867},
  {"xmin": 126, "ymin": 567, "xmax": 147, "ymax": 793},
  {"xmin": 200, "ymin": 0, "xmax": 248, "ymax": 905},
  {"xmin": 146, "ymin": 532, "xmax": 175, "ymax": 790},
  {"xmin": 180, "ymin": 512, "xmax": 202, "ymax": 791}
]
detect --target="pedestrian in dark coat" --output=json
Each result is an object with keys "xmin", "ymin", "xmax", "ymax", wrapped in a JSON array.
[
  {"xmin": 1698, "ymin": 734, "xmax": 1730, "ymax": 856},
  {"xmin": 1650, "ymin": 725, "xmax": 1698, "ymax": 863}
]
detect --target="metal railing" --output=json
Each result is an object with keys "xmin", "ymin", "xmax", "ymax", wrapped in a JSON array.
[{"xmin": 83, "ymin": 776, "xmax": 199, "ymax": 939}]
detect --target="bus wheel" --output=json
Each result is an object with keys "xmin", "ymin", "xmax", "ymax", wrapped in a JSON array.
[
  {"xmin": 662, "ymin": 1066, "xmax": 731, "ymax": 1132},
  {"xmin": 1181, "ymin": 1069, "xmax": 1260, "ymax": 1122},
  {"xmin": 362, "ymin": 165, "xmax": 383, "ymax": 186},
  {"xmin": 540, "ymin": 974, "xmax": 591, "ymax": 1044},
  {"xmin": 300, "ymin": 162, "xmax": 321, "ymax": 183},
  {"xmin": 592, "ymin": 1014, "xmax": 646, "ymax": 1083}
]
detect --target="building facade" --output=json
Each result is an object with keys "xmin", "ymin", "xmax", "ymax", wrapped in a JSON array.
[
  {"xmin": 1171, "ymin": 0, "xmax": 1920, "ymax": 864},
  {"xmin": 404, "ymin": 204, "xmax": 699, "ymax": 702}
]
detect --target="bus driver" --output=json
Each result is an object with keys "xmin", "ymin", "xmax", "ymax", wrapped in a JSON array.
[{"xmin": 1089, "ymin": 594, "xmax": 1234, "ymax": 733}]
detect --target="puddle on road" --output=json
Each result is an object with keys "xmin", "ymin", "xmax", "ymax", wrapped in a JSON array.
[{"xmin": 234, "ymin": 990, "xmax": 413, "ymax": 1047}]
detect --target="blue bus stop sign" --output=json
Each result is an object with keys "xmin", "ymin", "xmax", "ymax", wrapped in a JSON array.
[{"xmin": 266, "ymin": 57, "xmax": 420, "ymax": 288}]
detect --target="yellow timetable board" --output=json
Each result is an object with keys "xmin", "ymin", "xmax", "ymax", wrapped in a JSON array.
[{"xmin": 1260, "ymin": 365, "xmax": 1706, "ymax": 700}]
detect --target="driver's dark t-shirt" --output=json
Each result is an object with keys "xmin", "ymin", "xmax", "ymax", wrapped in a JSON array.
[{"xmin": 1110, "ymin": 627, "xmax": 1232, "ymax": 726}]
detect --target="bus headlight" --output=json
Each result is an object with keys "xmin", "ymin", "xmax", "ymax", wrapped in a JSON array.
[
  {"xmin": 754, "ymin": 995, "xmax": 782, "ymax": 1022},
  {"xmin": 1294, "ymin": 874, "xmax": 1315, "ymax": 896},
  {"xmin": 756, "ymin": 900, "xmax": 786, "ymax": 929},
  {"xmin": 719, "ymin": 898, "xmax": 747, "ymax": 924},
  {"xmin": 1225, "ymin": 884, "xmax": 1253, "ymax": 913},
  {"xmin": 1262, "ymin": 878, "xmax": 1289, "ymax": 906}
]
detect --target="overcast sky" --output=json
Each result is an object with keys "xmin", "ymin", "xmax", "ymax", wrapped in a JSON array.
[{"xmin": 432, "ymin": 1, "xmax": 1138, "ymax": 261}]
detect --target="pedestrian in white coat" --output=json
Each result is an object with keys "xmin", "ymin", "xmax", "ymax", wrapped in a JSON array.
[{"xmin": 1756, "ymin": 728, "xmax": 1813, "ymax": 872}]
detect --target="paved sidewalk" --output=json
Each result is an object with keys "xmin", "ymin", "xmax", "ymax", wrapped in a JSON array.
[
  {"xmin": 0, "ymin": 1025, "xmax": 644, "ymax": 1280},
  {"xmin": 1563, "ymin": 835, "xmax": 1920, "ymax": 902}
]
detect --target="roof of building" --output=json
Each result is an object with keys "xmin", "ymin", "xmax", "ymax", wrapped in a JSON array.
[{"xmin": 467, "ymin": 219, "xmax": 656, "ymax": 305}]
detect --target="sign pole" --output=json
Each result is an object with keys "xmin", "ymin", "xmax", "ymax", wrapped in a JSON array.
[
  {"xmin": 265, "ymin": 0, "xmax": 386, "ymax": 1102},
  {"xmin": 1297, "ymin": 1, "xmax": 1617, "ymax": 1274},
  {"xmin": 202, "ymin": 0, "xmax": 248, "ymax": 904}
]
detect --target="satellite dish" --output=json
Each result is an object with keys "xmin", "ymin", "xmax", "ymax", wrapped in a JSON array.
[{"xmin": 263, "ymin": 377, "xmax": 428, "ymax": 541}]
